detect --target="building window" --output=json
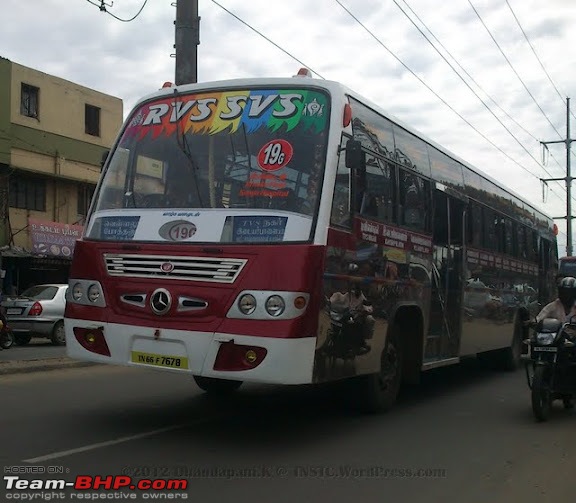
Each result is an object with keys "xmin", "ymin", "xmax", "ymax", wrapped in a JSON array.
[
  {"xmin": 20, "ymin": 83, "xmax": 39, "ymax": 118},
  {"xmin": 77, "ymin": 184, "xmax": 96, "ymax": 216},
  {"xmin": 9, "ymin": 176, "xmax": 46, "ymax": 211},
  {"xmin": 85, "ymin": 104, "xmax": 101, "ymax": 136}
]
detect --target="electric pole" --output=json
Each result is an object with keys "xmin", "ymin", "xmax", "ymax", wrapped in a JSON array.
[
  {"xmin": 540, "ymin": 97, "xmax": 575, "ymax": 256},
  {"xmin": 174, "ymin": 0, "xmax": 200, "ymax": 85}
]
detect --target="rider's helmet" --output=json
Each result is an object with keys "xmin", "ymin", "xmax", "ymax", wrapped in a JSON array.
[{"xmin": 558, "ymin": 276, "xmax": 576, "ymax": 309}]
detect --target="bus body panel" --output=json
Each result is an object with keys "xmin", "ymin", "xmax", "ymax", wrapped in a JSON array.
[{"xmin": 65, "ymin": 320, "xmax": 316, "ymax": 385}]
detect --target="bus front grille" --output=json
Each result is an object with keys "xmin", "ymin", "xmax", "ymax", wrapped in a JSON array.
[{"xmin": 103, "ymin": 253, "xmax": 247, "ymax": 283}]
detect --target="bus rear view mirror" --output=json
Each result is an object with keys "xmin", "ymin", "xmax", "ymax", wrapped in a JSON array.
[{"xmin": 345, "ymin": 140, "xmax": 364, "ymax": 170}]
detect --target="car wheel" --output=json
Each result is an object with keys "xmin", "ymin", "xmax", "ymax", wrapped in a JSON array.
[{"xmin": 51, "ymin": 321, "xmax": 66, "ymax": 346}]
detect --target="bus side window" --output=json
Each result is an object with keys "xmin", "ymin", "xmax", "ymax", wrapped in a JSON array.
[
  {"xmin": 330, "ymin": 143, "xmax": 351, "ymax": 228},
  {"xmin": 468, "ymin": 203, "xmax": 482, "ymax": 248},
  {"xmin": 398, "ymin": 169, "xmax": 429, "ymax": 232},
  {"xmin": 360, "ymin": 154, "xmax": 396, "ymax": 224},
  {"xmin": 483, "ymin": 208, "xmax": 498, "ymax": 251}
]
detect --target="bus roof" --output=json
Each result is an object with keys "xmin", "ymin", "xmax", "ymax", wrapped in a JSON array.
[{"xmin": 129, "ymin": 72, "xmax": 554, "ymax": 228}]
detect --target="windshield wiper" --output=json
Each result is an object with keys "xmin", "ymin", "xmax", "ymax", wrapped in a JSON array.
[{"xmin": 174, "ymin": 88, "xmax": 205, "ymax": 208}]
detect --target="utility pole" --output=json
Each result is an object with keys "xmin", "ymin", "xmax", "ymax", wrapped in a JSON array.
[
  {"xmin": 174, "ymin": 0, "xmax": 200, "ymax": 85},
  {"xmin": 540, "ymin": 97, "xmax": 576, "ymax": 256}
]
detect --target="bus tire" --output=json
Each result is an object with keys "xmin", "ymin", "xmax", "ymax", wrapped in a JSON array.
[
  {"xmin": 500, "ymin": 322, "xmax": 523, "ymax": 371},
  {"xmin": 492, "ymin": 321, "xmax": 523, "ymax": 371},
  {"xmin": 193, "ymin": 376, "xmax": 243, "ymax": 395},
  {"xmin": 355, "ymin": 335, "xmax": 402, "ymax": 414}
]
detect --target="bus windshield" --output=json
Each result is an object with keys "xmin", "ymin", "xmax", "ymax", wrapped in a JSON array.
[{"xmin": 86, "ymin": 87, "xmax": 329, "ymax": 244}]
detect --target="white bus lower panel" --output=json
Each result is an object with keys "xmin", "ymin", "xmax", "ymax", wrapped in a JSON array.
[{"xmin": 64, "ymin": 319, "xmax": 316, "ymax": 385}]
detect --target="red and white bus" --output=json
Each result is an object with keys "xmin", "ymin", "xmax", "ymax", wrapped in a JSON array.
[{"xmin": 64, "ymin": 68, "xmax": 558, "ymax": 412}]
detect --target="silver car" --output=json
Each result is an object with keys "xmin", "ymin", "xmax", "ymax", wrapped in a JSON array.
[{"xmin": 1, "ymin": 284, "xmax": 68, "ymax": 346}]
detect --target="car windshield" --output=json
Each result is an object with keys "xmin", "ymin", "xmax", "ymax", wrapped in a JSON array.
[
  {"xmin": 87, "ymin": 88, "xmax": 329, "ymax": 243},
  {"xmin": 20, "ymin": 286, "xmax": 59, "ymax": 300}
]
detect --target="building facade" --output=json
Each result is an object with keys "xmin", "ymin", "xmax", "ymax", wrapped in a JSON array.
[{"xmin": 0, "ymin": 57, "xmax": 123, "ymax": 294}]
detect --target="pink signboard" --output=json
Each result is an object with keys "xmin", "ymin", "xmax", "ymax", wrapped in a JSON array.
[{"xmin": 28, "ymin": 218, "xmax": 84, "ymax": 258}]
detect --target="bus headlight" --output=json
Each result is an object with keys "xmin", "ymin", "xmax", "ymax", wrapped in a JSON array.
[
  {"xmin": 72, "ymin": 282, "xmax": 84, "ymax": 301},
  {"xmin": 265, "ymin": 295, "xmax": 285, "ymax": 317},
  {"xmin": 68, "ymin": 279, "xmax": 106, "ymax": 308},
  {"xmin": 238, "ymin": 294, "xmax": 257, "ymax": 315},
  {"xmin": 88, "ymin": 284, "xmax": 101, "ymax": 303}
]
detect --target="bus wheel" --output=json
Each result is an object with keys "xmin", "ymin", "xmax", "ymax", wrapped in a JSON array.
[
  {"xmin": 193, "ymin": 376, "xmax": 243, "ymax": 395},
  {"xmin": 356, "ymin": 336, "xmax": 402, "ymax": 413},
  {"xmin": 497, "ymin": 322, "xmax": 523, "ymax": 371}
]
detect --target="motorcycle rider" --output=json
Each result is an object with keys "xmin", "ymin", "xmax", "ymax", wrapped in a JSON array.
[
  {"xmin": 526, "ymin": 276, "xmax": 576, "ymax": 410},
  {"xmin": 533, "ymin": 276, "xmax": 576, "ymax": 324},
  {"xmin": 329, "ymin": 284, "xmax": 375, "ymax": 354}
]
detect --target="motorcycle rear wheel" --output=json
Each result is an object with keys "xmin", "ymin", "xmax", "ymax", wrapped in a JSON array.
[{"xmin": 531, "ymin": 365, "xmax": 552, "ymax": 422}]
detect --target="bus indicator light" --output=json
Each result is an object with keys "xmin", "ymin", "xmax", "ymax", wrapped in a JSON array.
[
  {"xmin": 73, "ymin": 327, "xmax": 111, "ymax": 357},
  {"xmin": 294, "ymin": 296, "xmax": 307, "ymax": 310},
  {"xmin": 214, "ymin": 342, "xmax": 267, "ymax": 371},
  {"xmin": 343, "ymin": 103, "xmax": 352, "ymax": 127}
]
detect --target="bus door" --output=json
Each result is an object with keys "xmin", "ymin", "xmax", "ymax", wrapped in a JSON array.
[{"xmin": 426, "ymin": 186, "xmax": 467, "ymax": 361}]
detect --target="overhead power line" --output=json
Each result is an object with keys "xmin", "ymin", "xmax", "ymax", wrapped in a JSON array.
[
  {"xmin": 332, "ymin": 0, "xmax": 567, "ymax": 208},
  {"xmin": 85, "ymin": 0, "xmax": 149, "ymax": 22},
  {"xmin": 467, "ymin": 0, "xmax": 562, "ymax": 139},
  {"xmin": 505, "ymin": 0, "xmax": 575, "ymax": 123},
  {"xmin": 210, "ymin": 0, "xmax": 324, "ymax": 79},
  {"xmin": 391, "ymin": 0, "xmax": 561, "ymax": 182},
  {"xmin": 393, "ymin": 0, "xmax": 569, "ymax": 200},
  {"xmin": 396, "ymin": 0, "xmax": 564, "ymax": 173}
]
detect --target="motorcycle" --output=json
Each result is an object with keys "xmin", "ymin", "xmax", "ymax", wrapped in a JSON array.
[
  {"xmin": 320, "ymin": 298, "xmax": 372, "ymax": 361},
  {"xmin": 524, "ymin": 316, "xmax": 576, "ymax": 422}
]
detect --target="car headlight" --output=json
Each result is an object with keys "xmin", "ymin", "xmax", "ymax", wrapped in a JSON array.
[
  {"xmin": 72, "ymin": 282, "xmax": 84, "ymax": 301},
  {"xmin": 87, "ymin": 284, "xmax": 101, "ymax": 303},
  {"xmin": 265, "ymin": 295, "xmax": 285, "ymax": 317},
  {"xmin": 536, "ymin": 332, "xmax": 556, "ymax": 345},
  {"xmin": 238, "ymin": 294, "xmax": 257, "ymax": 315}
]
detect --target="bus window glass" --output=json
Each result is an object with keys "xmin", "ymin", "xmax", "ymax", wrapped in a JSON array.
[
  {"xmin": 504, "ymin": 218, "xmax": 513, "ymax": 256},
  {"xmin": 360, "ymin": 154, "xmax": 396, "ymax": 224},
  {"xmin": 483, "ymin": 208, "xmax": 498, "ymax": 251},
  {"xmin": 462, "ymin": 166, "xmax": 484, "ymax": 200},
  {"xmin": 349, "ymin": 97, "xmax": 395, "ymax": 159},
  {"xmin": 392, "ymin": 126, "xmax": 431, "ymax": 178},
  {"xmin": 331, "ymin": 137, "xmax": 351, "ymax": 228},
  {"xmin": 469, "ymin": 203, "xmax": 482, "ymax": 247},
  {"xmin": 428, "ymin": 147, "xmax": 465, "ymax": 192},
  {"xmin": 399, "ymin": 169, "xmax": 429, "ymax": 232}
]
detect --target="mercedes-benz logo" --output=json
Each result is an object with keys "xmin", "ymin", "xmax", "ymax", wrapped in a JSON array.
[{"xmin": 150, "ymin": 288, "xmax": 172, "ymax": 315}]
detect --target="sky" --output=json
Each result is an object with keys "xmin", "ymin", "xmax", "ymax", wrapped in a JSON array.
[{"xmin": 1, "ymin": 0, "xmax": 576, "ymax": 255}]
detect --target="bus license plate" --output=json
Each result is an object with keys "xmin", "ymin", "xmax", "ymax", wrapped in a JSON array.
[
  {"xmin": 131, "ymin": 351, "xmax": 189, "ymax": 369},
  {"xmin": 533, "ymin": 347, "xmax": 557, "ymax": 352}
]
